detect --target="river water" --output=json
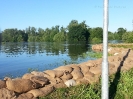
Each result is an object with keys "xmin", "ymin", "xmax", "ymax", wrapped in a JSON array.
[
  {"xmin": 0, "ymin": 40, "xmax": 122, "ymax": 79},
  {"xmin": 0, "ymin": 41, "xmax": 98, "ymax": 79}
]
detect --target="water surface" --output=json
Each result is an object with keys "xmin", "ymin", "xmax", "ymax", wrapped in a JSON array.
[{"xmin": 0, "ymin": 42, "xmax": 96, "ymax": 79}]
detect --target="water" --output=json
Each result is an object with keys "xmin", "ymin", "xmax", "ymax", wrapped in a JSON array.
[{"xmin": 0, "ymin": 41, "xmax": 96, "ymax": 79}]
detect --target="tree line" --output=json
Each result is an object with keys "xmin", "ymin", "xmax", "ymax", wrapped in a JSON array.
[{"xmin": 0, "ymin": 20, "xmax": 133, "ymax": 43}]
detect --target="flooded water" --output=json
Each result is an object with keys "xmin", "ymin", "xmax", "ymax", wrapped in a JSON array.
[{"xmin": 0, "ymin": 41, "xmax": 97, "ymax": 79}]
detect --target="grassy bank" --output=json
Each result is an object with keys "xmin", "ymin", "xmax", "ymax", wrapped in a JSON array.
[
  {"xmin": 40, "ymin": 44, "xmax": 133, "ymax": 99},
  {"xmin": 40, "ymin": 67, "xmax": 133, "ymax": 99}
]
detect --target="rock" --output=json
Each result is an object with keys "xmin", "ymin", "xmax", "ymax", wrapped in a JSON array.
[
  {"xmin": 4, "ymin": 77, "xmax": 36, "ymax": 93},
  {"xmin": 0, "ymin": 88, "xmax": 16, "ymax": 99},
  {"xmin": 0, "ymin": 80, "xmax": 6, "ymax": 89},
  {"xmin": 65, "ymin": 79, "xmax": 76, "ymax": 87}
]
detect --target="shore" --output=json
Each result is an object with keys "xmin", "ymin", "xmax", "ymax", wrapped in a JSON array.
[{"xmin": 0, "ymin": 43, "xmax": 133, "ymax": 99}]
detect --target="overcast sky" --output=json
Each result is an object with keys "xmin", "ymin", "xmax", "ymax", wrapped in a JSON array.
[{"xmin": 0, "ymin": 0, "xmax": 133, "ymax": 32}]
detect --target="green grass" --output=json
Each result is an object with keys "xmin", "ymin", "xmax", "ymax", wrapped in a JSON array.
[
  {"xmin": 87, "ymin": 52, "xmax": 112, "ymax": 58},
  {"xmin": 109, "ymin": 44, "xmax": 133, "ymax": 50},
  {"xmin": 40, "ymin": 67, "xmax": 133, "ymax": 99}
]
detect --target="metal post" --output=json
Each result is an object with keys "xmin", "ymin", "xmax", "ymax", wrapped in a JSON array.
[{"xmin": 102, "ymin": 0, "xmax": 109, "ymax": 99}]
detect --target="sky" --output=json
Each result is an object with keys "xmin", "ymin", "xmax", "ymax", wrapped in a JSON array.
[{"xmin": 0, "ymin": 0, "xmax": 133, "ymax": 32}]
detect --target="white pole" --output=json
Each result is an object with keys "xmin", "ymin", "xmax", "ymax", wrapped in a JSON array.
[{"xmin": 102, "ymin": 0, "xmax": 109, "ymax": 99}]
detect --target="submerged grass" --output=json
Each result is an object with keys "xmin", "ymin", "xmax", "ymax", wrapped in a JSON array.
[{"xmin": 40, "ymin": 68, "xmax": 133, "ymax": 99}]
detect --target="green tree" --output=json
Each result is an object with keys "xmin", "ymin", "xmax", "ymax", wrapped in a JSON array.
[
  {"xmin": 122, "ymin": 31, "xmax": 133, "ymax": 43},
  {"xmin": 67, "ymin": 20, "xmax": 89, "ymax": 41},
  {"xmin": 53, "ymin": 32, "xmax": 66, "ymax": 42},
  {"xmin": 117, "ymin": 27, "xmax": 127, "ymax": 40},
  {"xmin": 89, "ymin": 27, "xmax": 103, "ymax": 42}
]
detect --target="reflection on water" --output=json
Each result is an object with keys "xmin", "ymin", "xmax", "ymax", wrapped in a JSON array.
[{"xmin": 0, "ymin": 41, "xmax": 95, "ymax": 79}]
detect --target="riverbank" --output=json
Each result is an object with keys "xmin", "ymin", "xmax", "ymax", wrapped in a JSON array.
[{"xmin": 0, "ymin": 43, "xmax": 133, "ymax": 99}]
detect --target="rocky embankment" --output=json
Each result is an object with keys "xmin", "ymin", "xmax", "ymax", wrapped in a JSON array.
[{"xmin": 0, "ymin": 44, "xmax": 133, "ymax": 99}]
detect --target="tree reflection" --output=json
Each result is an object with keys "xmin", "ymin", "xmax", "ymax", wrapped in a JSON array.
[
  {"xmin": 67, "ymin": 41, "xmax": 90, "ymax": 60},
  {"xmin": 0, "ymin": 42, "xmax": 91, "ymax": 61}
]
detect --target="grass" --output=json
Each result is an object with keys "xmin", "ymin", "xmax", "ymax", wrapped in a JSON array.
[
  {"xmin": 40, "ymin": 67, "xmax": 133, "ymax": 99},
  {"xmin": 87, "ymin": 51, "xmax": 112, "ymax": 58},
  {"xmin": 109, "ymin": 44, "xmax": 133, "ymax": 50}
]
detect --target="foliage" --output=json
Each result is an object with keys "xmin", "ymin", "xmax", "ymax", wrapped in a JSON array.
[
  {"xmin": 116, "ymin": 27, "xmax": 127, "ymax": 40},
  {"xmin": 53, "ymin": 32, "xmax": 66, "ymax": 42},
  {"xmin": 67, "ymin": 20, "xmax": 90, "ymax": 41},
  {"xmin": 89, "ymin": 27, "xmax": 103, "ymax": 41},
  {"xmin": 122, "ymin": 31, "xmax": 133, "ymax": 43},
  {"xmin": 0, "ymin": 21, "xmax": 130, "ymax": 43},
  {"xmin": 2, "ymin": 29, "xmax": 27, "ymax": 42},
  {"xmin": 91, "ymin": 37, "xmax": 102, "ymax": 44}
]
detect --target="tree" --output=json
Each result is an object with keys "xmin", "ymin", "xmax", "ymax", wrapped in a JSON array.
[
  {"xmin": 67, "ymin": 20, "xmax": 89, "ymax": 41},
  {"xmin": 122, "ymin": 31, "xmax": 133, "ymax": 43},
  {"xmin": 117, "ymin": 27, "xmax": 127, "ymax": 40},
  {"xmin": 89, "ymin": 27, "xmax": 103, "ymax": 41}
]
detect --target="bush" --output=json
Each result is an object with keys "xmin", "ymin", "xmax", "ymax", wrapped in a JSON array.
[
  {"xmin": 91, "ymin": 37, "xmax": 102, "ymax": 44},
  {"xmin": 122, "ymin": 32, "xmax": 133, "ymax": 43}
]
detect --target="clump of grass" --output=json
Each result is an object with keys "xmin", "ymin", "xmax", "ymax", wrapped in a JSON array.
[
  {"xmin": 87, "ymin": 52, "xmax": 112, "ymax": 58},
  {"xmin": 40, "ymin": 67, "xmax": 133, "ymax": 99}
]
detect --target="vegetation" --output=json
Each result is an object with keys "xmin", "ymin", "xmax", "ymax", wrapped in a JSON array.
[
  {"xmin": 1, "ymin": 20, "xmax": 132, "ymax": 43},
  {"xmin": 109, "ymin": 43, "xmax": 133, "ymax": 50},
  {"xmin": 40, "ymin": 67, "xmax": 133, "ymax": 99},
  {"xmin": 122, "ymin": 31, "xmax": 133, "ymax": 43},
  {"xmin": 67, "ymin": 20, "xmax": 90, "ymax": 41}
]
